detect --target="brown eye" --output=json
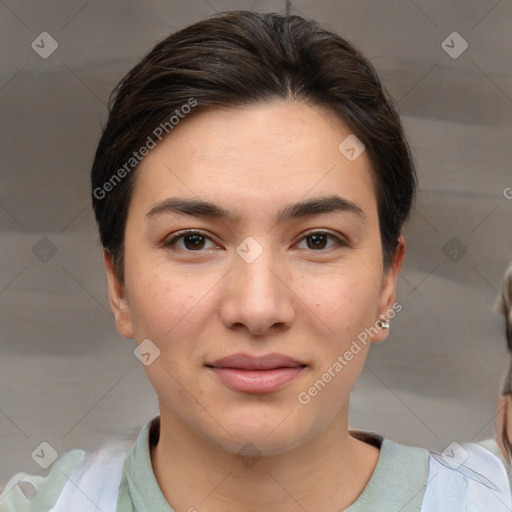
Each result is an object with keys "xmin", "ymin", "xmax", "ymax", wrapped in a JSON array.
[
  {"xmin": 306, "ymin": 233, "xmax": 328, "ymax": 250},
  {"xmin": 164, "ymin": 230, "xmax": 216, "ymax": 251},
  {"xmin": 298, "ymin": 231, "xmax": 347, "ymax": 251}
]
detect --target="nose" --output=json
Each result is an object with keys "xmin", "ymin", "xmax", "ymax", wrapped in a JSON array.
[{"xmin": 219, "ymin": 242, "xmax": 296, "ymax": 337}]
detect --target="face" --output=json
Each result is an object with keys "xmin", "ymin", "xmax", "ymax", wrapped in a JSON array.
[{"xmin": 105, "ymin": 100, "xmax": 404, "ymax": 456}]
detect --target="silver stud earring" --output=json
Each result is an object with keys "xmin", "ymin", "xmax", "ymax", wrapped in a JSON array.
[{"xmin": 377, "ymin": 318, "xmax": 390, "ymax": 329}]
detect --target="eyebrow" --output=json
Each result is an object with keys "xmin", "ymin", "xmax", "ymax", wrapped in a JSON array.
[{"xmin": 146, "ymin": 195, "xmax": 366, "ymax": 223}]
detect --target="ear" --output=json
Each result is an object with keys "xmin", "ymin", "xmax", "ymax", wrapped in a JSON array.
[
  {"xmin": 103, "ymin": 250, "xmax": 134, "ymax": 339},
  {"xmin": 372, "ymin": 235, "xmax": 406, "ymax": 343}
]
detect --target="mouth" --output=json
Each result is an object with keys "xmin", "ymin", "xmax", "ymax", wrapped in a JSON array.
[
  {"xmin": 205, "ymin": 353, "xmax": 308, "ymax": 393},
  {"xmin": 206, "ymin": 352, "xmax": 307, "ymax": 370}
]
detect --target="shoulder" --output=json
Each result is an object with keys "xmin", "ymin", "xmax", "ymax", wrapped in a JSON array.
[
  {"xmin": 355, "ymin": 433, "xmax": 512, "ymax": 511},
  {"xmin": 477, "ymin": 437, "xmax": 510, "ymax": 471},
  {"xmin": 346, "ymin": 431, "xmax": 431, "ymax": 511},
  {"xmin": 0, "ymin": 449, "xmax": 85, "ymax": 512},
  {"xmin": 53, "ymin": 438, "xmax": 131, "ymax": 511},
  {"xmin": 0, "ymin": 439, "xmax": 132, "ymax": 512},
  {"xmin": 421, "ymin": 441, "xmax": 512, "ymax": 512}
]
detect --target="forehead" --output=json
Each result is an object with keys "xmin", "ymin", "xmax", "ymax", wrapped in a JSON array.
[{"xmin": 132, "ymin": 100, "xmax": 377, "ymax": 220}]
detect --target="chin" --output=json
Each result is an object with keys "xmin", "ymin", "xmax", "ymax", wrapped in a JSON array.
[{"xmin": 206, "ymin": 418, "xmax": 309, "ymax": 458}]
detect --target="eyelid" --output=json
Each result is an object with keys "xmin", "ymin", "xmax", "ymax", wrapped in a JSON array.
[
  {"xmin": 162, "ymin": 229, "xmax": 219, "ymax": 249},
  {"xmin": 299, "ymin": 228, "xmax": 349, "ymax": 245},
  {"xmin": 162, "ymin": 228, "xmax": 349, "ymax": 251}
]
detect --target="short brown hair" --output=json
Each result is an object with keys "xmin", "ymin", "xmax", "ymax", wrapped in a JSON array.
[{"xmin": 91, "ymin": 10, "xmax": 417, "ymax": 282}]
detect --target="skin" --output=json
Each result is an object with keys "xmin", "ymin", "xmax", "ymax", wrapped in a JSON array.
[
  {"xmin": 104, "ymin": 100, "xmax": 406, "ymax": 512},
  {"xmin": 496, "ymin": 394, "xmax": 512, "ymax": 465}
]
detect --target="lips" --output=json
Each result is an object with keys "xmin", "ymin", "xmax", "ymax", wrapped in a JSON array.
[
  {"xmin": 205, "ymin": 353, "xmax": 308, "ymax": 393},
  {"xmin": 206, "ymin": 353, "xmax": 307, "ymax": 370}
]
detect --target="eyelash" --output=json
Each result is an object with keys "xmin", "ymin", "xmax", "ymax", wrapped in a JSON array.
[{"xmin": 162, "ymin": 229, "xmax": 348, "ymax": 252}]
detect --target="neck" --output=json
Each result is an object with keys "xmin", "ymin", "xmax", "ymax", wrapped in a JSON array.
[{"xmin": 150, "ymin": 405, "xmax": 380, "ymax": 512}]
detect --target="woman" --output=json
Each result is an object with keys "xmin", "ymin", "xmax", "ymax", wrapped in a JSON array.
[
  {"xmin": 1, "ymin": 10, "xmax": 510, "ymax": 512},
  {"xmin": 481, "ymin": 262, "xmax": 512, "ymax": 486}
]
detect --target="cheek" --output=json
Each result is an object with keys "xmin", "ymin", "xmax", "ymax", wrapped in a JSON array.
[
  {"xmin": 127, "ymin": 272, "xmax": 200, "ymax": 398},
  {"xmin": 124, "ymin": 249, "xmax": 200, "ymax": 339},
  {"xmin": 302, "ymin": 263, "xmax": 382, "ymax": 337}
]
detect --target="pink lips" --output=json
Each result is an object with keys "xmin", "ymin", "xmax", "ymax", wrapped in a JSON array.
[{"xmin": 206, "ymin": 353, "xmax": 307, "ymax": 394}]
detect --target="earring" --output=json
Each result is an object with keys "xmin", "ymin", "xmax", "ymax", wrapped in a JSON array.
[{"xmin": 377, "ymin": 318, "xmax": 390, "ymax": 329}]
